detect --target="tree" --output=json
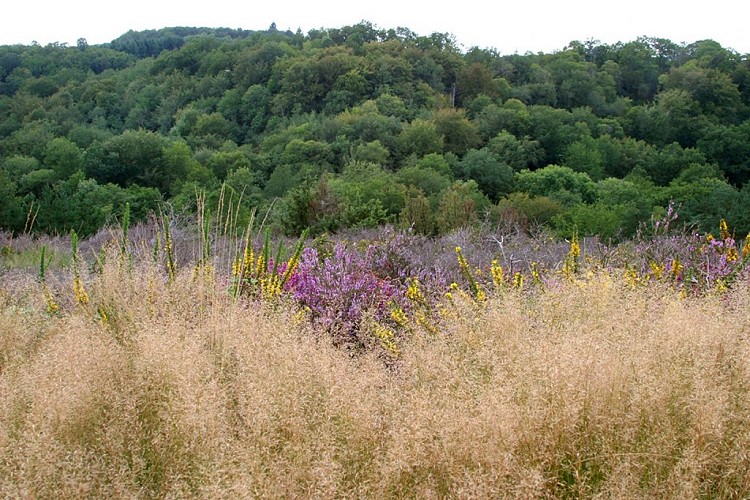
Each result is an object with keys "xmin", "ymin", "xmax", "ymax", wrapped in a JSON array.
[
  {"xmin": 351, "ymin": 140, "xmax": 389, "ymax": 165},
  {"xmin": 647, "ymin": 142, "xmax": 708, "ymax": 186},
  {"xmin": 432, "ymin": 108, "xmax": 480, "ymax": 156},
  {"xmin": 475, "ymin": 99, "xmax": 531, "ymax": 140},
  {"xmin": 496, "ymin": 192, "xmax": 565, "ymax": 229},
  {"xmin": 397, "ymin": 119, "xmax": 443, "ymax": 159},
  {"xmin": 414, "ymin": 153, "xmax": 453, "ymax": 177},
  {"xmin": 564, "ymin": 135, "xmax": 605, "ymax": 180},
  {"xmin": 516, "ymin": 165, "xmax": 597, "ymax": 205},
  {"xmin": 205, "ymin": 150, "xmax": 251, "ymax": 180},
  {"xmin": 91, "ymin": 129, "xmax": 167, "ymax": 190},
  {"xmin": 485, "ymin": 131, "xmax": 541, "ymax": 171},
  {"xmin": 697, "ymin": 121, "xmax": 750, "ymax": 186},
  {"xmin": 457, "ymin": 148, "xmax": 515, "ymax": 201},
  {"xmin": 279, "ymin": 139, "xmax": 334, "ymax": 168},
  {"xmin": 395, "ymin": 164, "xmax": 451, "ymax": 196},
  {"xmin": 400, "ymin": 187, "xmax": 434, "ymax": 234},
  {"xmin": 660, "ymin": 60, "xmax": 744, "ymax": 122},
  {"xmin": 527, "ymin": 105, "xmax": 586, "ymax": 165},
  {"xmin": 456, "ymin": 62, "xmax": 500, "ymax": 105},
  {"xmin": 0, "ymin": 170, "xmax": 25, "ymax": 231},
  {"xmin": 436, "ymin": 181, "xmax": 488, "ymax": 233},
  {"xmin": 44, "ymin": 137, "xmax": 83, "ymax": 179}
]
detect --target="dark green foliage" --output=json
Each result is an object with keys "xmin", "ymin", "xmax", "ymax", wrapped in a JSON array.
[
  {"xmin": 496, "ymin": 192, "xmax": 565, "ymax": 228},
  {"xmin": 516, "ymin": 165, "xmax": 597, "ymax": 205},
  {"xmin": 0, "ymin": 26, "xmax": 746, "ymax": 239},
  {"xmin": 457, "ymin": 149, "xmax": 515, "ymax": 201}
]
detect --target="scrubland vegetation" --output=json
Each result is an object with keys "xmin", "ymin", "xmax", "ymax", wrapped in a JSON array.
[
  {"xmin": 2, "ymin": 210, "xmax": 750, "ymax": 498},
  {"xmin": 3, "ymin": 20, "xmax": 750, "ymax": 497}
]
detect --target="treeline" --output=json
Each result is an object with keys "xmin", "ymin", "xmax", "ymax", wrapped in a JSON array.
[{"xmin": 1, "ymin": 22, "xmax": 749, "ymax": 238}]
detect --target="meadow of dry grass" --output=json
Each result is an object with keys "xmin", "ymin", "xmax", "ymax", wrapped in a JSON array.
[{"xmin": 2, "ymin": 250, "xmax": 750, "ymax": 498}]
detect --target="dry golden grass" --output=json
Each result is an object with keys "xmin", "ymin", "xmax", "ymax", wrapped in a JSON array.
[{"xmin": 2, "ymin": 256, "xmax": 750, "ymax": 498}]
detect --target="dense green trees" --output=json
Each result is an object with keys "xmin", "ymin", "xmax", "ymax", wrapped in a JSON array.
[{"xmin": 1, "ymin": 24, "xmax": 748, "ymax": 237}]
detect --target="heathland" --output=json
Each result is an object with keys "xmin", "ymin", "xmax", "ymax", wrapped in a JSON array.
[
  {"xmin": 3, "ymin": 22, "xmax": 750, "ymax": 498},
  {"xmin": 1, "ymin": 207, "xmax": 750, "ymax": 497}
]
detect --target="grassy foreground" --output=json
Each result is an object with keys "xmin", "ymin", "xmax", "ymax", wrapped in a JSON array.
[{"xmin": 2, "ymin": 250, "xmax": 750, "ymax": 498}]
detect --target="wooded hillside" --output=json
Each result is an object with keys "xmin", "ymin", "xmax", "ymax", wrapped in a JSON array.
[{"xmin": 1, "ymin": 23, "xmax": 749, "ymax": 238}]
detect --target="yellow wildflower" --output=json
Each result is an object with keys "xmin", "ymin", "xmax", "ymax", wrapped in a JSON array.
[
  {"xmin": 373, "ymin": 326, "xmax": 399, "ymax": 357},
  {"xmin": 491, "ymin": 260, "xmax": 504, "ymax": 287},
  {"xmin": 390, "ymin": 306, "xmax": 409, "ymax": 327},
  {"xmin": 727, "ymin": 246, "xmax": 739, "ymax": 262},
  {"xmin": 531, "ymin": 262, "xmax": 542, "ymax": 285},
  {"xmin": 649, "ymin": 261, "xmax": 664, "ymax": 280},
  {"xmin": 720, "ymin": 219, "xmax": 731, "ymax": 240},
  {"xmin": 406, "ymin": 278, "xmax": 425, "ymax": 303},
  {"xmin": 43, "ymin": 285, "xmax": 59, "ymax": 314},
  {"xmin": 562, "ymin": 232, "xmax": 580, "ymax": 279},
  {"xmin": 669, "ymin": 258, "xmax": 683, "ymax": 280},
  {"xmin": 73, "ymin": 276, "xmax": 89, "ymax": 305},
  {"xmin": 97, "ymin": 306, "xmax": 109, "ymax": 324},
  {"xmin": 624, "ymin": 266, "xmax": 640, "ymax": 289}
]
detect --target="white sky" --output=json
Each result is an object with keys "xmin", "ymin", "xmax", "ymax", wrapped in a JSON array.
[{"xmin": 1, "ymin": 0, "xmax": 749, "ymax": 55}]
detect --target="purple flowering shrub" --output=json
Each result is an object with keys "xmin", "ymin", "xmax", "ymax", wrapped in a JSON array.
[
  {"xmin": 613, "ymin": 204, "xmax": 749, "ymax": 291},
  {"xmin": 224, "ymin": 209, "xmax": 750, "ymax": 350},
  {"xmin": 293, "ymin": 243, "xmax": 409, "ymax": 347}
]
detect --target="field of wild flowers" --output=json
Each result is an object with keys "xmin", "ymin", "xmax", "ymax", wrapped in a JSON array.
[{"xmin": 2, "ymin": 206, "xmax": 750, "ymax": 497}]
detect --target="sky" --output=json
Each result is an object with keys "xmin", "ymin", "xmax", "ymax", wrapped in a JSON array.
[{"xmin": 1, "ymin": 0, "xmax": 749, "ymax": 54}]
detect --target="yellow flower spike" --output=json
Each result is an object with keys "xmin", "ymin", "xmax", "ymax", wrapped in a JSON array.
[
  {"xmin": 373, "ymin": 326, "xmax": 400, "ymax": 357},
  {"xmin": 727, "ymin": 246, "xmax": 739, "ymax": 262},
  {"xmin": 531, "ymin": 262, "xmax": 542, "ymax": 285},
  {"xmin": 561, "ymin": 232, "xmax": 580, "ymax": 279},
  {"xmin": 390, "ymin": 306, "xmax": 409, "ymax": 328},
  {"xmin": 670, "ymin": 258, "xmax": 683, "ymax": 280},
  {"xmin": 455, "ymin": 246, "xmax": 483, "ymax": 301},
  {"xmin": 623, "ymin": 266, "xmax": 640, "ymax": 289},
  {"xmin": 649, "ymin": 261, "xmax": 664, "ymax": 280},
  {"xmin": 491, "ymin": 260, "xmax": 504, "ymax": 287},
  {"xmin": 720, "ymin": 219, "xmax": 731, "ymax": 240},
  {"xmin": 244, "ymin": 247, "xmax": 254, "ymax": 270},
  {"xmin": 43, "ymin": 285, "xmax": 59, "ymax": 315},
  {"xmin": 512, "ymin": 272, "xmax": 524, "ymax": 289},
  {"xmin": 743, "ymin": 234, "xmax": 750, "ymax": 258},
  {"xmin": 415, "ymin": 311, "xmax": 438, "ymax": 335},
  {"xmin": 406, "ymin": 277, "xmax": 425, "ymax": 303},
  {"xmin": 97, "ymin": 306, "xmax": 109, "ymax": 324},
  {"xmin": 73, "ymin": 276, "xmax": 89, "ymax": 306}
]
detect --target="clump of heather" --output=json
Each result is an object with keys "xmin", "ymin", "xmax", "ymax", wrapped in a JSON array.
[
  {"xmin": 614, "ymin": 205, "xmax": 750, "ymax": 292},
  {"xmin": 293, "ymin": 243, "xmax": 408, "ymax": 347}
]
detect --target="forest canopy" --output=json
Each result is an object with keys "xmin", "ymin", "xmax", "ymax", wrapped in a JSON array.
[{"xmin": 1, "ymin": 23, "xmax": 749, "ymax": 238}]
